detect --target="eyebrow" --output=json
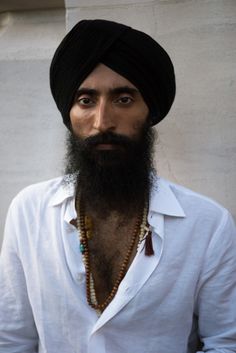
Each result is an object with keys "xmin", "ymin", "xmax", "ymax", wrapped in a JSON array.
[{"xmin": 76, "ymin": 86, "xmax": 140, "ymax": 97}]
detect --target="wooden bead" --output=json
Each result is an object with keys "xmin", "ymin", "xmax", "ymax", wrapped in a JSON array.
[{"xmin": 76, "ymin": 196, "xmax": 150, "ymax": 312}]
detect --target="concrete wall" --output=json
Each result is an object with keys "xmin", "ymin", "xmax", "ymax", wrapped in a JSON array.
[
  {"xmin": 0, "ymin": 0, "xmax": 64, "ymax": 12},
  {"xmin": 1, "ymin": 0, "xmax": 236, "ymax": 247},
  {"xmin": 0, "ymin": 9, "xmax": 66, "ymax": 245}
]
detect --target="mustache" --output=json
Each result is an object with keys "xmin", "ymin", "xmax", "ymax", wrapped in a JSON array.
[{"xmin": 82, "ymin": 132, "xmax": 135, "ymax": 148}]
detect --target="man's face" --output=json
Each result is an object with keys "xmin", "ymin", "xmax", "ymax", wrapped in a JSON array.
[
  {"xmin": 66, "ymin": 64, "xmax": 154, "ymax": 213},
  {"xmin": 69, "ymin": 63, "xmax": 149, "ymax": 145}
]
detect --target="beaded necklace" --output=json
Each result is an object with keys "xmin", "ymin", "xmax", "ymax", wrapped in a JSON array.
[{"xmin": 76, "ymin": 197, "xmax": 153, "ymax": 313}]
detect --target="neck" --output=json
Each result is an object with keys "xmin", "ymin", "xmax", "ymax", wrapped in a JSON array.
[{"xmin": 78, "ymin": 190, "xmax": 146, "ymax": 220}]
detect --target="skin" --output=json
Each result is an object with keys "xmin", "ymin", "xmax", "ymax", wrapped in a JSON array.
[{"xmin": 69, "ymin": 63, "xmax": 149, "ymax": 148}]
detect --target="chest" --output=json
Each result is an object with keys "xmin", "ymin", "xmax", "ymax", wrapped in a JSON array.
[{"xmin": 87, "ymin": 215, "xmax": 140, "ymax": 306}]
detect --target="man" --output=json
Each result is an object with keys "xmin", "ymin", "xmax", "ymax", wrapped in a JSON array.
[{"xmin": 0, "ymin": 19, "xmax": 236, "ymax": 353}]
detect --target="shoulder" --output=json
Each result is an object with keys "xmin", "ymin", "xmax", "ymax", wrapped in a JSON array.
[
  {"xmin": 154, "ymin": 177, "xmax": 235, "ymax": 232},
  {"xmin": 153, "ymin": 177, "xmax": 235, "ymax": 250},
  {"xmin": 9, "ymin": 176, "xmax": 69, "ymax": 212},
  {"xmin": 160, "ymin": 177, "xmax": 229, "ymax": 215},
  {"xmin": 3, "ymin": 176, "xmax": 71, "ymax": 250}
]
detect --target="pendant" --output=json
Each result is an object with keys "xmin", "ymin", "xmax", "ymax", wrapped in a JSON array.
[{"xmin": 80, "ymin": 243, "xmax": 85, "ymax": 254}]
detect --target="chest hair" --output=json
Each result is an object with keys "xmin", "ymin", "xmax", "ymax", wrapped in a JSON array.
[{"xmin": 87, "ymin": 212, "xmax": 139, "ymax": 305}]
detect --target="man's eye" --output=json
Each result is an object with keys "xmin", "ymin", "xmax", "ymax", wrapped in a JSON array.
[
  {"xmin": 78, "ymin": 97, "xmax": 93, "ymax": 105},
  {"xmin": 116, "ymin": 96, "xmax": 133, "ymax": 104}
]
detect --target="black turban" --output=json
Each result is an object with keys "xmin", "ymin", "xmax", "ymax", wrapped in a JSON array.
[{"xmin": 50, "ymin": 19, "xmax": 176, "ymax": 128}]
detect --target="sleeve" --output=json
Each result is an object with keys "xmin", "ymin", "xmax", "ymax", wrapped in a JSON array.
[
  {"xmin": 195, "ymin": 210, "xmax": 236, "ymax": 353},
  {"xmin": 0, "ymin": 199, "xmax": 39, "ymax": 353}
]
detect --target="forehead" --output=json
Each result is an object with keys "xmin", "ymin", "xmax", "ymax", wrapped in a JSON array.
[{"xmin": 79, "ymin": 63, "xmax": 138, "ymax": 90}]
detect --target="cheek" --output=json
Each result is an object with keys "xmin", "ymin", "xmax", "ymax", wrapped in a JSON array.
[
  {"xmin": 129, "ymin": 109, "xmax": 149, "ymax": 132},
  {"xmin": 69, "ymin": 106, "xmax": 79, "ymax": 126},
  {"xmin": 133, "ymin": 118, "xmax": 147, "ymax": 130},
  {"xmin": 69, "ymin": 106, "xmax": 91, "ymax": 135}
]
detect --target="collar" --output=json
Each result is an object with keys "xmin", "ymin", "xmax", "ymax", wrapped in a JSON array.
[
  {"xmin": 49, "ymin": 175, "xmax": 186, "ymax": 218},
  {"xmin": 147, "ymin": 176, "xmax": 186, "ymax": 238},
  {"xmin": 49, "ymin": 176, "xmax": 75, "ymax": 207},
  {"xmin": 149, "ymin": 176, "xmax": 186, "ymax": 218}
]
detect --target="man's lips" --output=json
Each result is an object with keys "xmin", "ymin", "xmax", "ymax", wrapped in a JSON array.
[{"xmin": 95, "ymin": 143, "xmax": 122, "ymax": 150}]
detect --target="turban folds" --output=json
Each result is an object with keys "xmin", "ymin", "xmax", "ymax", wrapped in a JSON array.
[{"xmin": 50, "ymin": 19, "xmax": 176, "ymax": 128}]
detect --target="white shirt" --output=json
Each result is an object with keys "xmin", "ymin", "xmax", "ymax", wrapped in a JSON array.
[{"xmin": 0, "ymin": 176, "xmax": 236, "ymax": 353}]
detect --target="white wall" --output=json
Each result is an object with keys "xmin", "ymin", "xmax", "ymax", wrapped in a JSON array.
[
  {"xmin": 1, "ymin": 1, "xmax": 236, "ymax": 246},
  {"xmin": 0, "ymin": 9, "xmax": 66, "ymax": 245}
]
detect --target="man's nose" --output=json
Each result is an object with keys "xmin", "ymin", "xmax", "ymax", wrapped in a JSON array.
[{"xmin": 93, "ymin": 100, "xmax": 116, "ymax": 133}]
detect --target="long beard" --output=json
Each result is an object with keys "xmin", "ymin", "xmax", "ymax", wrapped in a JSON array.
[{"xmin": 64, "ymin": 125, "xmax": 155, "ymax": 215}]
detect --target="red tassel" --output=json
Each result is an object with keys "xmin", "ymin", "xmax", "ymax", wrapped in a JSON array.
[
  {"xmin": 145, "ymin": 231, "xmax": 154, "ymax": 256},
  {"xmin": 70, "ymin": 218, "xmax": 77, "ymax": 228}
]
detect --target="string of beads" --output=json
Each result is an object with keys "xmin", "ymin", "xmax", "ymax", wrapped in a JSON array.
[{"xmin": 76, "ymin": 197, "xmax": 153, "ymax": 313}]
